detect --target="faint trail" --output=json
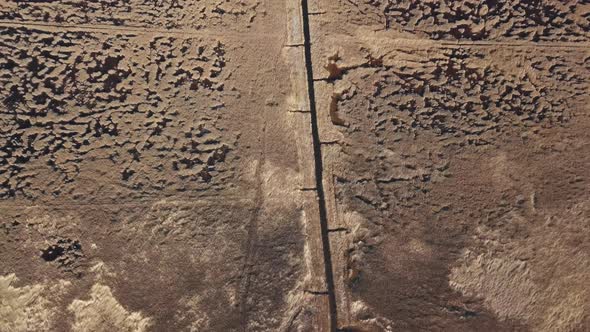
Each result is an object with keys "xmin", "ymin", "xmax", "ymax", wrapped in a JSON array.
[
  {"xmin": 0, "ymin": 196, "xmax": 254, "ymax": 208},
  {"xmin": 0, "ymin": 20, "xmax": 282, "ymax": 40},
  {"xmin": 238, "ymin": 122, "xmax": 266, "ymax": 331},
  {"xmin": 5, "ymin": 20, "xmax": 586, "ymax": 49},
  {"xmin": 300, "ymin": 0, "xmax": 338, "ymax": 330}
]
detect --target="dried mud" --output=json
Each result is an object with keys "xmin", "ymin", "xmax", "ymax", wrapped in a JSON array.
[
  {"xmin": 311, "ymin": 0, "xmax": 590, "ymax": 331},
  {"xmin": 1, "ymin": 0, "xmax": 589, "ymax": 331}
]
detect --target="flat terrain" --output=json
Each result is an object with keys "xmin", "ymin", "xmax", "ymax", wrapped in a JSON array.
[
  {"xmin": 1, "ymin": 1, "xmax": 589, "ymax": 331},
  {"xmin": 0, "ymin": 1, "xmax": 329, "ymax": 331},
  {"xmin": 310, "ymin": 0, "xmax": 590, "ymax": 330}
]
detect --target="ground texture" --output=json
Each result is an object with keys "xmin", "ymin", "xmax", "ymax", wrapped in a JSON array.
[{"xmin": 1, "ymin": 1, "xmax": 589, "ymax": 331}]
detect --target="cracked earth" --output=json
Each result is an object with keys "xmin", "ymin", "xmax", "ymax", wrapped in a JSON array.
[{"xmin": 1, "ymin": 1, "xmax": 589, "ymax": 331}]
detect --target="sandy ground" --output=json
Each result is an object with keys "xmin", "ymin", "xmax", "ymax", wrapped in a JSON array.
[
  {"xmin": 1, "ymin": 1, "xmax": 589, "ymax": 331},
  {"xmin": 0, "ymin": 1, "xmax": 329, "ymax": 331},
  {"xmin": 310, "ymin": 0, "xmax": 590, "ymax": 331}
]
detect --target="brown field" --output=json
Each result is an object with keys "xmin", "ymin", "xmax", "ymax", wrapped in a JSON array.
[{"xmin": 1, "ymin": 1, "xmax": 588, "ymax": 331}]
